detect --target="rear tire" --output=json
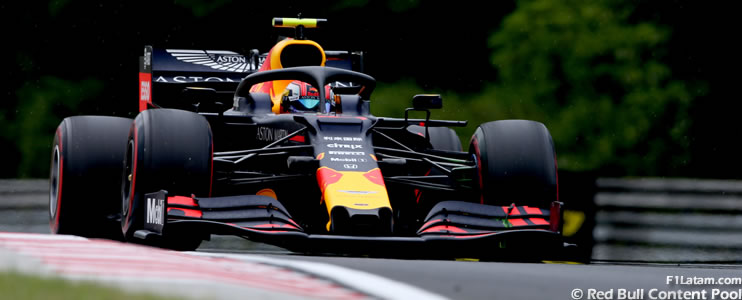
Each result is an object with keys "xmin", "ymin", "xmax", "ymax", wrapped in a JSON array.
[
  {"xmin": 49, "ymin": 116, "xmax": 132, "ymax": 239},
  {"xmin": 469, "ymin": 120, "xmax": 557, "ymax": 208},
  {"xmin": 408, "ymin": 125, "xmax": 462, "ymax": 151},
  {"xmin": 428, "ymin": 127, "xmax": 462, "ymax": 151},
  {"xmin": 404, "ymin": 126, "xmax": 463, "ymax": 229},
  {"xmin": 121, "ymin": 109, "xmax": 213, "ymax": 250}
]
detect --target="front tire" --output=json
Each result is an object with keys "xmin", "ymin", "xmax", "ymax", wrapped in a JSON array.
[
  {"xmin": 121, "ymin": 109, "xmax": 213, "ymax": 250},
  {"xmin": 469, "ymin": 120, "xmax": 558, "ymax": 208},
  {"xmin": 49, "ymin": 116, "xmax": 132, "ymax": 239}
]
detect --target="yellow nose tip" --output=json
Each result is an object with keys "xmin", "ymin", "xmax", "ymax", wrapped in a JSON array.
[{"xmin": 128, "ymin": 174, "xmax": 132, "ymax": 182}]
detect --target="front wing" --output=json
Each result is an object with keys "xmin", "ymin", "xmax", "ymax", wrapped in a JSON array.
[{"xmin": 138, "ymin": 191, "xmax": 573, "ymax": 260}]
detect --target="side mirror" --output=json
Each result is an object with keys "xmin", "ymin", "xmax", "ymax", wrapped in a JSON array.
[{"xmin": 412, "ymin": 94, "xmax": 442, "ymax": 110}]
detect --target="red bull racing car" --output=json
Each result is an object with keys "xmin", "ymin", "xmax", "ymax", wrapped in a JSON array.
[{"xmin": 49, "ymin": 18, "xmax": 571, "ymax": 259}]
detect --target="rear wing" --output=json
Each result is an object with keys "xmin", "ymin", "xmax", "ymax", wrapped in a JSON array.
[
  {"xmin": 138, "ymin": 46, "xmax": 257, "ymax": 111},
  {"xmin": 139, "ymin": 46, "xmax": 365, "ymax": 112}
]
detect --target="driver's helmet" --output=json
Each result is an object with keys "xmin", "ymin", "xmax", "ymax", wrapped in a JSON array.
[{"xmin": 281, "ymin": 80, "xmax": 334, "ymax": 113}]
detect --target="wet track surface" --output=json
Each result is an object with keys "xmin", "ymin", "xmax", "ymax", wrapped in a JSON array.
[{"xmin": 3, "ymin": 179, "xmax": 742, "ymax": 300}]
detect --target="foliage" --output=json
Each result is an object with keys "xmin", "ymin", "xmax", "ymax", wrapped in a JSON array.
[
  {"xmin": 0, "ymin": 271, "xmax": 175, "ymax": 300},
  {"xmin": 374, "ymin": 0, "xmax": 698, "ymax": 176},
  {"xmin": 371, "ymin": 81, "xmax": 491, "ymax": 147},
  {"xmin": 486, "ymin": 0, "xmax": 697, "ymax": 175},
  {"xmin": 3, "ymin": 77, "xmax": 104, "ymax": 177},
  {"xmin": 173, "ymin": 0, "xmax": 232, "ymax": 18},
  {"xmin": 0, "ymin": 0, "xmax": 723, "ymax": 178}
]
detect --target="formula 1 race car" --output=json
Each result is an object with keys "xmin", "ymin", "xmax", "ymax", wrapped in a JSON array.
[{"xmin": 49, "ymin": 18, "xmax": 570, "ymax": 260}]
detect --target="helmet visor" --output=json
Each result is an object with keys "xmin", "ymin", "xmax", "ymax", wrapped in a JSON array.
[{"xmin": 296, "ymin": 98, "xmax": 320, "ymax": 110}]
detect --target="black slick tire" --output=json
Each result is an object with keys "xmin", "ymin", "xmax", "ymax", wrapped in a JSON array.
[
  {"xmin": 121, "ymin": 109, "xmax": 213, "ymax": 250},
  {"xmin": 427, "ymin": 127, "xmax": 462, "ymax": 151},
  {"xmin": 408, "ymin": 125, "xmax": 463, "ymax": 151},
  {"xmin": 469, "ymin": 120, "xmax": 558, "ymax": 208},
  {"xmin": 49, "ymin": 116, "xmax": 132, "ymax": 239}
]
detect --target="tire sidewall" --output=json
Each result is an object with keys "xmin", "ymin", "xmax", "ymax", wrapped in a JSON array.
[
  {"xmin": 50, "ymin": 116, "xmax": 131, "ymax": 239},
  {"xmin": 49, "ymin": 125, "xmax": 65, "ymax": 234},
  {"xmin": 122, "ymin": 119, "xmax": 144, "ymax": 238},
  {"xmin": 121, "ymin": 109, "xmax": 213, "ymax": 240},
  {"xmin": 470, "ymin": 120, "xmax": 557, "ymax": 207}
]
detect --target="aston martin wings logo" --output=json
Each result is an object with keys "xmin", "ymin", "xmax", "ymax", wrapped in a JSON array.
[{"xmin": 166, "ymin": 49, "xmax": 256, "ymax": 72}]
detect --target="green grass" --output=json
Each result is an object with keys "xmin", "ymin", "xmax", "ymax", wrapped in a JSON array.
[{"xmin": 0, "ymin": 271, "xmax": 175, "ymax": 300}]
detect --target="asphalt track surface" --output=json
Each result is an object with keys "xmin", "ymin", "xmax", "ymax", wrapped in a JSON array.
[
  {"xmin": 200, "ymin": 247, "xmax": 742, "ymax": 300},
  {"xmin": 3, "ymin": 179, "xmax": 742, "ymax": 300}
]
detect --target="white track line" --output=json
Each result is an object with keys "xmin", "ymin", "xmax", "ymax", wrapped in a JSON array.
[
  {"xmin": 187, "ymin": 252, "xmax": 450, "ymax": 300},
  {"xmin": 1, "ymin": 232, "xmax": 448, "ymax": 300},
  {"xmin": 0, "ymin": 232, "xmax": 86, "ymax": 240}
]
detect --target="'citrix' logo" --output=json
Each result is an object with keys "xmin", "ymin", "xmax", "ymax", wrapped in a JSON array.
[{"xmin": 327, "ymin": 143, "xmax": 363, "ymax": 150}]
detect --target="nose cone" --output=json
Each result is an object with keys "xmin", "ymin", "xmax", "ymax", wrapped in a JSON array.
[{"xmin": 329, "ymin": 206, "xmax": 393, "ymax": 236}]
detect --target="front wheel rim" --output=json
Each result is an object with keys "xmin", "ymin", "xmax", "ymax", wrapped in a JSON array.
[
  {"xmin": 121, "ymin": 139, "xmax": 134, "ymax": 217},
  {"xmin": 49, "ymin": 145, "xmax": 61, "ymax": 218}
]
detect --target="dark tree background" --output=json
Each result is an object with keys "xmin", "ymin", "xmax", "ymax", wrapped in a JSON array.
[{"xmin": 0, "ymin": 0, "xmax": 737, "ymax": 178}]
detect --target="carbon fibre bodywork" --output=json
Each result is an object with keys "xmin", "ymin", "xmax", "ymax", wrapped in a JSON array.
[
  {"xmin": 139, "ymin": 190, "xmax": 567, "ymax": 260},
  {"xmin": 130, "ymin": 39, "xmax": 570, "ymax": 259}
]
